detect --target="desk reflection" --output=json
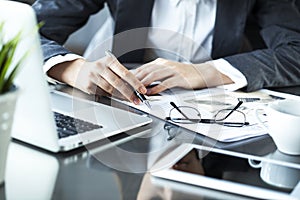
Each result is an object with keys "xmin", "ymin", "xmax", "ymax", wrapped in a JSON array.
[
  {"xmin": 3, "ymin": 121, "xmax": 183, "ymax": 200},
  {"xmin": 2, "ymin": 113, "xmax": 297, "ymax": 200},
  {"xmin": 249, "ymin": 150, "xmax": 300, "ymax": 189},
  {"xmin": 4, "ymin": 142, "xmax": 125, "ymax": 200}
]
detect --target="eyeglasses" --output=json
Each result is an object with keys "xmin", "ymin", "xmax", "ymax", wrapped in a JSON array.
[{"xmin": 165, "ymin": 101, "xmax": 249, "ymax": 127}]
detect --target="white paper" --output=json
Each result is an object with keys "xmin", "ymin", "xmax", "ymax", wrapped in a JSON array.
[{"xmin": 113, "ymin": 88, "xmax": 293, "ymax": 142}]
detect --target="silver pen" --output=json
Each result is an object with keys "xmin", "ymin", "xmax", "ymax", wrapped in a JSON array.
[{"xmin": 105, "ymin": 50, "xmax": 152, "ymax": 109}]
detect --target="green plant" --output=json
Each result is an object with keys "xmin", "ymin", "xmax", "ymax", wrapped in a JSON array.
[{"xmin": 0, "ymin": 22, "xmax": 28, "ymax": 94}]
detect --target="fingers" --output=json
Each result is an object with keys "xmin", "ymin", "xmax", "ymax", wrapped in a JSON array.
[
  {"xmin": 135, "ymin": 58, "xmax": 214, "ymax": 93},
  {"xmin": 134, "ymin": 58, "xmax": 168, "ymax": 82},
  {"xmin": 106, "ymin": 57, "xmax": 147, "ymax": 94},
  {"xmin": 140, "ymin": 67, "xmax": 174, "ymax": 87},
  {"xmin": 85, "ymin": 57, "xmax": 146, "ymax": 103},
  {"xmin": 89, "ymin": 71, "xmax": 114, "ymax": 95},
  {"xmin": 134, "ymin": 58, "xmax": 182, "ymax": 94},
  {"xmin": 134, "ymin": 59, "xmax": 175, "ymax": 87},
  {"xmin": 54, "ymin": 58, "xmax": 142, "ymax": 104},
  {"xmin": 73, "ymin": 56, "xmax": 207, "ymax": 101},
  {"xmin": 94, "ymin": 63, "xmax": 141, "ymax": 104},
  {"xmin": 146, "ymin": 77, "xmax": 178, "ymax": 95}
]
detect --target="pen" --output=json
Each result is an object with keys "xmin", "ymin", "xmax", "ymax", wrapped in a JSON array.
[{"xmin": 105, "ymin": 50, "xmax": 152, "ymax": 109}]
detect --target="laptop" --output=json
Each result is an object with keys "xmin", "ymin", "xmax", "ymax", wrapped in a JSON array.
[{"xmin": 3, "ymin": 2, "xmax": 151, "ymax": 152}]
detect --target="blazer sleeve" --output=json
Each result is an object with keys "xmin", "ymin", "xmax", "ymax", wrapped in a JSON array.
[
  {"xmin": 32, "ymin": 0, "xmax": 106, "ymax": 61},
  {"xmin": 224, "ymin": 0, "xmax": 300, "ymax": 92}
]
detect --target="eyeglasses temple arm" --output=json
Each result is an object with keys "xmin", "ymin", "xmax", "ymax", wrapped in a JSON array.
[
  {"xmin": 221, "ymin": 101, "xmax": 243, "ymax": 120},
  {"xmin": 170, "ymin": 102, "xmax": 189, "ymax": 119}
]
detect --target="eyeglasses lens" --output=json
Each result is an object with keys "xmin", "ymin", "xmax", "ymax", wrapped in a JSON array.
[
  {"xmin": 215, "ymin": 109, "xmax": 246, "ymax": 127},
  {"xmin": 170, "ymin": 106, "xmax": 201, "ymax": 124}
]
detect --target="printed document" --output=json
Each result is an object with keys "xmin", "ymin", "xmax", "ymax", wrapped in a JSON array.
[{"xmin": 114, "ymin": 88, "xmax": 294, "ymax": 142}]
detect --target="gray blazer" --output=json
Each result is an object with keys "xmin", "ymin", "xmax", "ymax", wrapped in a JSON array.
[{"xmin": 32, "ymin": 0, "xmax": 300, "ymax": 92}]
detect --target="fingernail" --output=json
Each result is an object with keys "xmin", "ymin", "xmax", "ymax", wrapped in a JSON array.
[
  {"xmin": 146, "ymin": 89, "xmax": 152, "ymax": 95},
  {"xmin": 139, "ymin": 86, "xmax": 147, "ymax": 94},
  {"xmin": 133, "ymin": 97, "xmax": 140, "ymax": 105}
]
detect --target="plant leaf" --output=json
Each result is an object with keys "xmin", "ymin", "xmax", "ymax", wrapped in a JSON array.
[
  {"xmin": 0, "ymin": 22, "xmax": 4, "ymax": 46},
  {"xmin": 0, "ymin": 31, "xmax": 21, "ymax": 93},
  {"xmin": 2, "ymin": 50, "xmax": 29, "ymax": 93},
  {"xmin": 0, "ymin": 42, "xmax": 14, "ymax": 90},
  {"xmin": 0, "ymin": 21, "xmax": 42, "ymax": 94}
]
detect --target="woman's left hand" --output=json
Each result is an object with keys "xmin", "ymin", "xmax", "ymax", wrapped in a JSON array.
[{"xmin": 133, "ymin": 58, "xmax": 233, "ymax": 95}]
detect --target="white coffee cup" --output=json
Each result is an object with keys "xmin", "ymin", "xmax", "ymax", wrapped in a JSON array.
[
  {"xmin": 248, "ymin": 150, "xmax": 300, "ymax": 189},
  {"xmin": 256, "ymin": 99, "xmax": 300, "ymax": 155}
]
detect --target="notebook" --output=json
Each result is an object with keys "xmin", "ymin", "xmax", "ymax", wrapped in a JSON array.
[{"xmin": 2, "ymin": 2, "xmax": 151, "ymax": 152}]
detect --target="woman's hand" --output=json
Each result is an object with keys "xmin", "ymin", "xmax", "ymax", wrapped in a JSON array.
[
  {"xmin": 47, "ymin": 56, "xmax": 147, "ymax": 104},
  {"xmin": 134, "ymin": 58, "xmax": 233, "ymax": 95}
]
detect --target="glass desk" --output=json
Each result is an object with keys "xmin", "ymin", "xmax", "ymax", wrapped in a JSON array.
[{"xmin": 1, "ymin": 86, "xmax": 299, "ymax": 199}]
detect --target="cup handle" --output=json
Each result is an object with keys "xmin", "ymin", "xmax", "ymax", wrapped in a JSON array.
[{"xmin": 248, "ymin": 158, "xmax": 262, "ymax": 168}]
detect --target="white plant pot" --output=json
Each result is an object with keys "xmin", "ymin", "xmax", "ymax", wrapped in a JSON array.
[{"xmin": 0, "ymin": 87, "xmax": 19, "ymax": 186}]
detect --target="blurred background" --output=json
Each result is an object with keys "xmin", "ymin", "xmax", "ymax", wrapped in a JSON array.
[
  {"xmin": 12, "ymin": 0, "xmax": 109, "ymax": 55},
  {"xmin": 11, "ymin": 0, "xmax": 300, "ymax": 57}
]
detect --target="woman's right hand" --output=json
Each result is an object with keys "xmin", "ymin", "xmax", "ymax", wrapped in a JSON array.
[{"xmin": 47, "ymin": 56, "xmax": 147, "ymax": 105}]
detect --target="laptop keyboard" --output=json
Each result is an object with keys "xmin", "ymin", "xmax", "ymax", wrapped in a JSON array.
[{"xmin": 54, "ymin": 112, "xmax": 103, "ymax": 139}]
